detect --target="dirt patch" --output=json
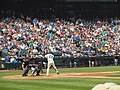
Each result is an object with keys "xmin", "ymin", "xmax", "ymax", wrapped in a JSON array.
[
  {"xmin": 0, "ymin": 70, "xmax": 10, "ymax": 72},
  {"xmin": 3, "ymin": 72, "xmax": 120, "ymax": 79}
]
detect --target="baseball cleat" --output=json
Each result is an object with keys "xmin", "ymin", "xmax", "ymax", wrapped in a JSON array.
[
  {"xmin": 46, "ymin": 75, "xmax": 49, "ymax": 77},
  {"xmin": 22, "ymin": 74, "xmax": 28, "ymax": 77}
]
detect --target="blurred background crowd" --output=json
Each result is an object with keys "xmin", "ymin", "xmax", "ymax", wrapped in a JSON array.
[
  {"xmin": 0, "ymin": 0, "xmax": 120, "ymax": 64},
  {"xmin": 0, "ymin": 16, "xmax": 119, "ymax": 63}
]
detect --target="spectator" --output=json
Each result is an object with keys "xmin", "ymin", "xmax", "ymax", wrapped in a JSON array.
[{"xmin": 0, "ymin": 15, "xmax": 119, "ymax": 61}]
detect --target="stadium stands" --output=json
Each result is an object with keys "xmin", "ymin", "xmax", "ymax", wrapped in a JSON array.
[{"xmin": 0, "ymin": 0, "xmax": 119, "ymax": 69}]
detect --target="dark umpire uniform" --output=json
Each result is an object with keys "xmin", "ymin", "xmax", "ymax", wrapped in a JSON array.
[
  {"xmin": 22, "ymin": 57, "xmax": 33, "ymax": 76},
  {"xmin": 22, "ymin": 57, "xmax": 45, "ymax": 76}
]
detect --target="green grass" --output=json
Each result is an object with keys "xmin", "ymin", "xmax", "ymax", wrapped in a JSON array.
[
  {"xmin": 58, "ymin": 66, "xmax": 120, "ymax": 73},
  {"xmin": 0, "ymin": 66, "xmax": 120, "ymax": 90}
]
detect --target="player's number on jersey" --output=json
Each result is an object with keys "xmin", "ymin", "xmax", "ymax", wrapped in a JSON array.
[{"xmin": 49, "ymin": 55, "xmax": 54, "ymax": 59}]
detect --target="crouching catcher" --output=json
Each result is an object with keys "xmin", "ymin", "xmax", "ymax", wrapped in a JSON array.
[{"xmin": 31, "ymin": 62, "xmax": 45, "ymax": 76}]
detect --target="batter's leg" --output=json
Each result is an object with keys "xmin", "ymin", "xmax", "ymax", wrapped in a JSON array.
[
  {"xmin": 52, "ymin": 62, "xmax": 59, "ymax": 74},
  {"xmin": 47, "ymin": 63, "xmax": 51, "ymax": 76}
]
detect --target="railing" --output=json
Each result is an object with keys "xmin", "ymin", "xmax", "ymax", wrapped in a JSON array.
[{"xmin": 0, "ymin": 55, "xmax": 119, "ymax": 70}]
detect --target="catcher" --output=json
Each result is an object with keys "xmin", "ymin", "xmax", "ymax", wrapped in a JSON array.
[{"xmin": 31, "ymin": 62, "xmax": 45, "ymax": 76}]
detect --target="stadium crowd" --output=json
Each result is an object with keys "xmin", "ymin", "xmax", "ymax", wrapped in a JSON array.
[{"xmin": 0, "ymin": 15, "xmax": 120, "ymax": 63}]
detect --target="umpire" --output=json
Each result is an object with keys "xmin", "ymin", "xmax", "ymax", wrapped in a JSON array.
[{"xmin": 22, "ymin": 57, "xmax": 32, "ymax": 76}]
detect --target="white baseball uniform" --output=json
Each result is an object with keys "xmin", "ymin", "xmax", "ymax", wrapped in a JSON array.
[{"xmin": 45, "ymin": 53, "xmax": 59, "ymax": 76}]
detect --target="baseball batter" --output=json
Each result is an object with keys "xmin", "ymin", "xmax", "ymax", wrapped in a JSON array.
[{"xmin": 45, "ymin": 52, "xmax": 59, "ymax": 76}]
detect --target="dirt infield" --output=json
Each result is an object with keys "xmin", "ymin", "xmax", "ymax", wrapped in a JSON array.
[
  {"xmin": 3, "ymin": 72, "xmax": 120, "ymax": 79},
  {"xmin": 0, "ymin": 70, "xmax": 10, "ymax": 72}
]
